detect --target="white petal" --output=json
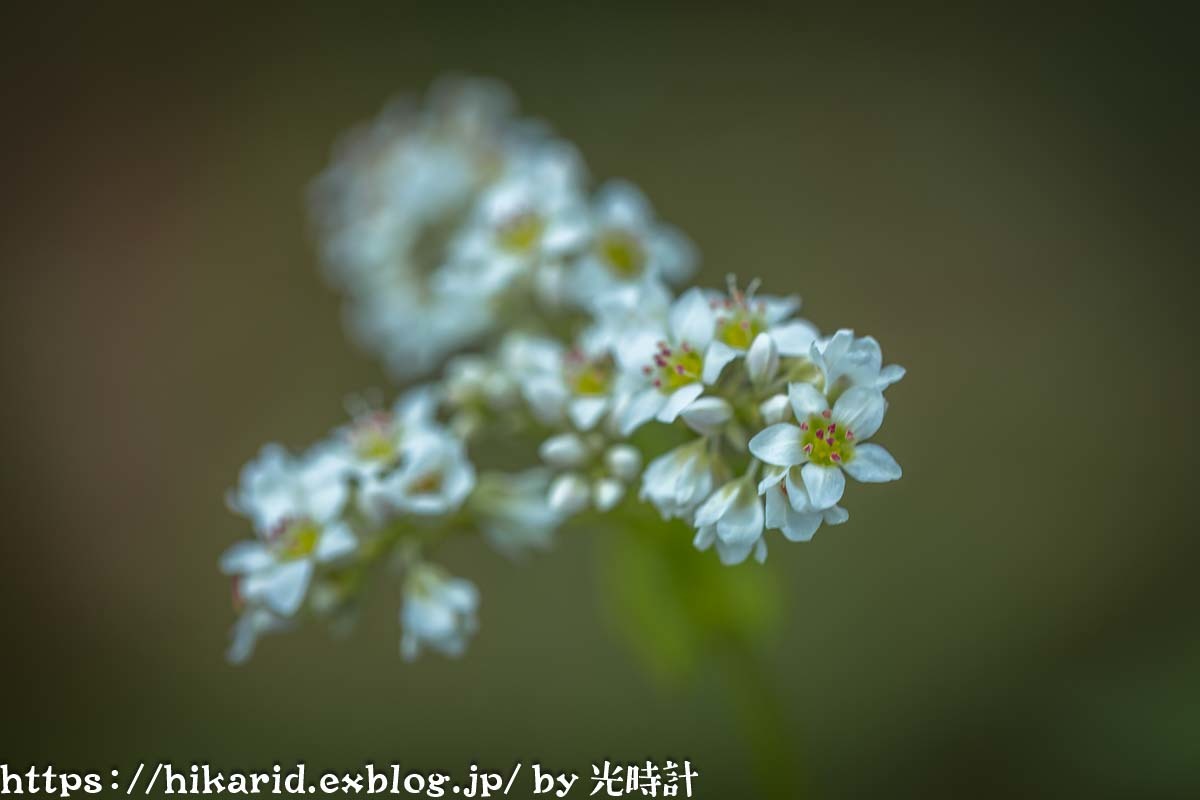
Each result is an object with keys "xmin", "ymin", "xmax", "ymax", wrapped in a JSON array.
[
  {"xmin": 668, "ymin": 287, "xmax": 715, "ymax": 349},
  {"xmin": 784, "ymin": 467, "xmax": 815, "ymax": 512},
  {"xmin": 763, "ymin": 485, "xmax": 789, "ymax": 529},
  {"xmin": 832, "ymin": 386, "xmax": 886, "ymax": 440},
  {"xmin": 693, "ymin": 483, "xmax": 739, "ymax": 528},
  {"xmin": 219, "ymin": 541, "xmax": 272, "ymax": 575},
  {"xmin": 842, "ymin": 443, "xmax": 902, "ymax": 483},
  {"xmin": 701, "ymin": 341, "xmax": 741, "ymax": 384},
  {"xmin": 770, "ymin": 320, "xmax": 820, "ymax": 356},
  {"xmin": 748, "ymin": 424, "xmax": 806, "ymax": 467},
  {"xmin": 567, "ymin": 396, "xmax": 610, "ymax": 431},
  {"xmin": 757, "ymin": 464, "xmax": 787, "ymax": 495},
  {"xmin": 656, "ymin": 383, "xmax": 704, "ymax": 423},
  {"xmin": 745, "ymin": 333, "xmax": 779, "ymax": 384},
  {"xmin": 801, "ymin": 463, "xmax": 845, "ymax": 510},
  {"xmin": 788, "ymin": 382, "xmax": 829, "ymax": 419},
  {"xmin": 877, "ymin": 364, "xmax": 906, "ymax": 388},
  {"xmin": 618, "ymin": 388, "xmax": 665, "ymax": 436},
  {"xmin": 753, "ymin": 538, "xmax": 768, "ymax": 564},
  {"xmin": 246, "ymin": 560, "xmax": 313, "ymax": 617},
  {"xmin": 315, "ymin": 521, "xmax": 356, "ymax": 562},
  {"xmin": 715, "ymin": 537, "xmax": 756, "ymax": 566},
  {"xmin": 823, "ymin": 505, "xmax": 850, "ymax": 525},
  {"xmin": 692, "ymin": 525, "xmax": 717, "ymax": 551},
  {"xmin": 716, "ymin": 491, "xmax": 763, "ymax": 545},
  {"xmin": 780, "ymin": 507, "xmax": 822, "ymax": 542},
  {"xmin": 595, "ymin": 180, "xmax": 650, "ymax": 226},
  {"xmin": 680, "ymin": 396, "xmax": 732, "ymax": 434}
]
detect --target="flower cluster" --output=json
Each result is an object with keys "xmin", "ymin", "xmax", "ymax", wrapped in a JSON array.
[{"xmin": 222, "ymin": 77, "xmax": 905, "ymax": 663}]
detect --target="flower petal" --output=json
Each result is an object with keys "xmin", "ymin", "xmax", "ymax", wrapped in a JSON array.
[
  {"xmin": 618, "ymin": 388, "xmax": 665, "ymax": 436},
  {"xmin": 567, "ymin": 396, "xmax": 610, "ymax": 431},
  {"xmin": 702, "ymin": 340, "xmax": 741, "ymax": 384},
  {"xmin": 668, "ymin": 287, "xmax": 715, "ymax": 349},
  {"xmin": 788, "ymin": 381, "xmax": 828, "ymax": 419},
  {"xmin": 315, "ymin": 521, "xmax": 356, "ymax": 563},
  {"xmin": 692, "ymin": 525, "xmax": 716, "ymax": 551},
  {"xmin": 656, "ymin": 382, "xmax": 704, "ymax": 423},
  {"xmin": 748, "ymin": 423, "xmax": 806, "ymax": 466},
  {"xmin": 832, "ymin": 386, "xmax": 886, "ymax": 440},
  {"xmin": 693, "ymin": 483, "xmax": 740, "ymax": 529},
  {"xmin": 245, "ymin": 560, "xmax": 313, "ymax": 617},
  {"xmin": 219, "ymin": 541, "xmax": 272, "ymax": 575},
  {"xmin": 680, "ymin": 396, "xmax": 732, "ymax": 434},
  {"xmin": 716, "ymin": 489, "xmax": 763, "ymax": 545},
  {"xmin": 843, "ymin": 443, "xmax": 902, "ymax": 482},
  {"xmin": 801, "ymin": 463, "xmax": 845, "ymax": 509},
  {"xmin": 770, "ymin": 320, "xmax": 820, "ymax": 356},
  {"xmin": 745, "ymin": 332, "xmax": 779, "ymax": 384}
]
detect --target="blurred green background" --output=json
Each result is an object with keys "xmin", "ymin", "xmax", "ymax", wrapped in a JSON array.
[{"xmin": 2, "ymin": 4, "xmax": 1197, "ymax": 798}]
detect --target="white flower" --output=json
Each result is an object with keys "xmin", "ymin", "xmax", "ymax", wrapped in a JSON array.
[
  {"xmin": 439, "ymin": 144, "xmax": 588, "ymax": 302},
  {"xmin": 400, "ymin": 564, "xmax": 479, "ymax": 660},
  {"xmin": 639, "ymin": 439, "xmax": 714, "ymax": 520},
  {"xmin": 508, "ymin": 333, "xmax": 624, "ymax": 432},
  {"xmin": 759, "ymin": 465, "xmax": 849, "ymax": 543},
  {"xmin": 468, "ymin": 469, "xmax": 564, "ymax": 558},
  {"xmin": 570, "ymin": 180, "xmax": 696, "ymax": 304},
  {"xmin": 691, "ymin": 476, "xmax": 765, "ymax": 566},
  {"xmin": 603, "ymin": 444, "xmax": 642, "ymax": 482},
  {"xmin": 330, "ymin": 387, "xmax": 440, "ymax": 480},
  {"xmin": 748, "ymin": 383, "xmax": 901, "ymax": 510},
  {"xmin": 699, "ymin": 280, "xmax": 819, "ymax": 386},
  {"xmin": 360, "ymin": 431, "xmax": 476, "ymax": 520},
  {"xmin": 614, "ymin": 288, "xmax": 718, "ymax": 435},
  {"xmin": 810, "ymin": 329, "xmax": 906, "ymax": 397},
  {"xmin": 222, "ymin": 445, "xmax": 357, "ymax": 616}
]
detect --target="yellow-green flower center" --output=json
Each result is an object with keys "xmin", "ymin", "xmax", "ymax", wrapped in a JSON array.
[
  {"xmin": 565, "ymin": 351, "xmax": 614, "ymax": 396},
  {"xmin": 648, "ymin": 341, "xmax": 703, "ymax": 392},
  {"xmin": 713, "ymin": 295, "xmax": 767, "ymax": 349},
  {"xmin": 496, "ymin": 211, "xmax": 545, "ymax": 253},
  {"xmin": 272, "ymin": 518, "xmax": 321, "ymax": 560},
  {"xmin": 350, "ymin": 412, "xmax": 398, "ymax": 462},
  {"xmin": 596, "ymin": 228, "xmax": 646, "ymax": 277},
  {"xmin": 800, "ymin": 412, "xmax": 855, "ymax": 467}
]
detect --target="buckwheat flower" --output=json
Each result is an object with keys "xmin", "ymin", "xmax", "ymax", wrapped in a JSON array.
[
  {"xmin": 614, "ymin": 288, "xmax": 720, "ymax": 435},
  {"xmin": 440, "ymin": 144, "xmax": 588, "ymax": 302},
  {"xmin": 360, "ymin": 431, "xmax": 476, "ymax": 520},
  {"xmin": 222, "ymin": 445, "xmax": 357, "ymax": 616},
  {"xmin": 748, "ymin": 383, "xmax": 901, "ymax": 510},
  {"xmin": 639, "ymin": 438, "xmax": 715, "ymax": 520},
  {"xmin": 690, "ymin": 476, "xmax": 765, "ymax": 566},
  {"xmin": 810, "ymin": 329, "xmax": 906, "ymax": 398},
  {"xmin": 758, "ymin": 465, "xmax": 849, "ymax": 544},
  {"xmin": 331, "ymin": 387, "xmax": 441, "ymax": 480},
  {"xmin": 400, "ymin": 564, "xmax": 480, "ymax": 660},
  {"xmin": 570, "ymin": 180, "xmax": 696, "ymax": 304},
  {"xmin": 468, "ymin": 469, "xmax": 564, "ymax": 558},
  {"xmin": 505, "ymin": 333, "xmax": 623, "ymax": 432},
  {"xmin": 700, "ymin": 279, "xmax": 820, "ymax": 385}
]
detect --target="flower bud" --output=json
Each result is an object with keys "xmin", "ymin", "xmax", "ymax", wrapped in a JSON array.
[
  {"xmin": 746, "ymin": 332, "xmax": 779, "ymax": 384},
  {"xmin": 547, "ymin": 473, "xmax": 591, "ymax": 515},
  {"xmin": 538, "ymin": 433, "xmax": 590, "ymax": 468},
  {"xmin": 759, "ymin": 394, "xmax": 791, "ymax": 424},
  {"xmin": 604, "ymin": 444, "xmax": 642, "ymax": 481},
  {"xmin": 680, "ymin": 397, "xmax": 732, "ymax": 434},
  {"xmin": 592, "ymin": 478, "xmax": 625, "ymax": 512}
]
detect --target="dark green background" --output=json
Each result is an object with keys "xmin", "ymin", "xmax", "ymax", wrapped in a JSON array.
[{"xmin": 2, "ymin": 4, "xmax": 1196, "ymax": 798}]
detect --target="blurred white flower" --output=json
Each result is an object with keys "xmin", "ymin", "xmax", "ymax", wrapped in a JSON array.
[
  {"xmin": 749, "ymin": 382, "xmax": 901, "ymax": 510},
  {"xmin": 360, "ymin": 431, "xmax": 476, "ymax": 520},
  {"xmin": 570, "ymin": 180, "xmax": 696, "ymax": 303},
  {"xmin": 222, "ymin": 445, "xmax": 357, "ymax": 616},
  {"xmin": 400, "ymin": 564, "xmax": 479, "ymax": 660},
  {"xmin": 469, "ymin": 469, "xmax": 564, "ymax": 558},
  {"xmin": 639, "ymin": 438, "xmax": 714, "ymax": 520}
]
